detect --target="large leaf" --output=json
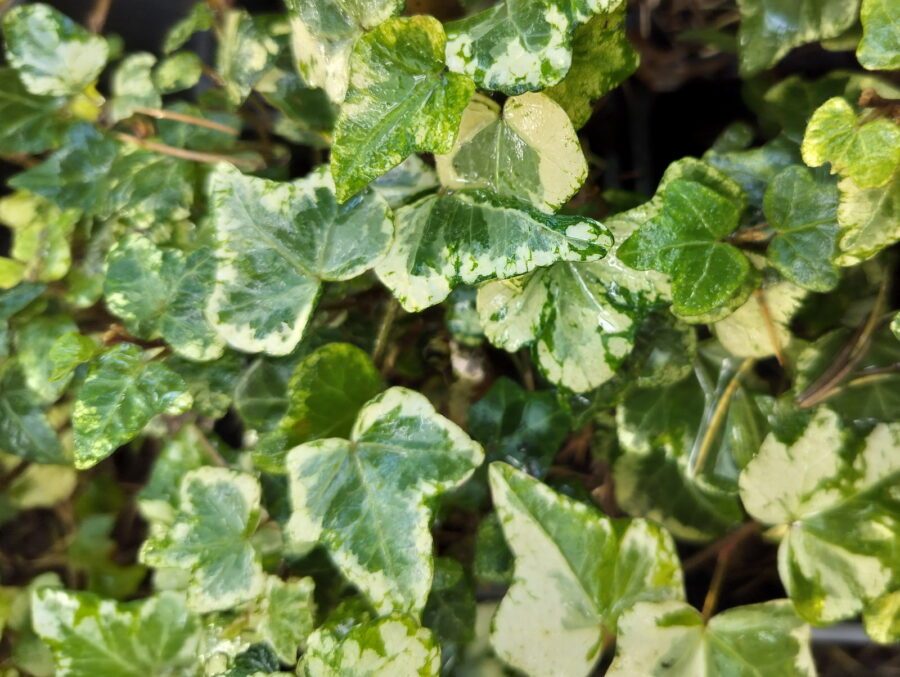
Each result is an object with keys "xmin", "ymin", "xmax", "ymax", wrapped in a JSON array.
[
  {"xmin": 834, "ymin": 171, "xmax": 900, "ymax": 265},
  {"xmin": 435, "ymin": 92, "xmax": 587, "ymax": 212},
  {"xmin": 858, "ymin": 0, "xmax": 900, "ymax": 70},
  {"xmin": 32, "ymin": 589, "xmax": 199, "ymax": 677},
  {"xmin": 206, "ymin": 164, "xmax": 392, "ymax": 356},
  {"xmin": 376, "ymin": 189, "xmax": 613, "ymax": 312},
  {"xmin": 72, "ymin": 344, "xmax": 193, "ymax": 469},
  {"xmin": 330, "ymin": 16, "xmax": 475, "ymax": 201},
  {"xmin": 608, "ymin": 600, "xmax": 815, "ymax": 676},
  {"xmin": 0, "ymin": 362, "xmax": 65, "ymax": 464},
  {"xmin": 285, "ymin": 387, "xmax": 483, "ymax": 615},
  {"xmin": 2, "ymin": 3, "xmax": 108, "ymax": 97},
  {"xmin": 739, "ymin": 408, "xmax": 900, "ymax": 627},
  {"xmin": 444, "ymin": 0, "xmax": 622, "ymax": 95},
  {"xmin": 736, "ymin": 0, "xmax": 859, "ymax": 76},
  {"xmin": 141, "ymin": 468, "xmax": 264, "ymax": 613},
  {"xmin": 0, "ymin": 68, "xmax": 73, "ymax": 155},
  {"xmin": 488, "ymin": 462, "xmax": 683, "ymax": 676}
]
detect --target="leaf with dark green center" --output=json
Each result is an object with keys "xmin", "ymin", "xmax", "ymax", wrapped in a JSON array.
[
  {"xmin": 705, "ymin": 135, "xmax": 801, "ymax": 209},
  {"xmin": 140, "ymin": 467, "xmax": 264, "ymax": 613},
  {"xmin": 330, "ymin": 16, "xmax": 475, "ymax": 201},
  {"xmin": 14, "ymin": 314, "xmax": 78, "ymax": 403},
  {"xmin": 48, "ymin": 332, "xmax": 99, "ymax": 383},
  {"xmin": 285, "ymin": 387, "xmax": 483, "ymax": 615},
  {"xmin": 376, "ymin": 189, "xmax": 613, "ymax": 312},
  {"xmin": 0, "ymin": 361, "xmax": 65, "ymax": 464},
  {"xmin": 0, "ymin": 68, "xmax": 73, "ymax": 155},
  {"xmin": 206, "ymin": 164, "xmax": 392, "ymax": 356}
]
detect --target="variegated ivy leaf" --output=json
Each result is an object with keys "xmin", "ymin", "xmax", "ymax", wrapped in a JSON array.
[
  {"xmin": 153, "ymin": 52, "xmax": 203, "ymax": 94},
  {"xmin": 476, "ymin": 215, "xmax": 668, "ymax": 393},
  {"xmin": 330, "ymin": 16, "xmax": 475, "ymax": 201},
  {"xmin": 764, "ymin": 165, "xmax": 841, "ymax": 292},
  {"xmin": 802, "ymin": 97, "xmax": 900, "ymax": 189},
  {"xmin": 108, "ymin": 52, "xmax": 160, "ymax": 123},
  {"xmin": 257, "ymin": 576, "xmax": 316, "ymax": 664},
  {"xmin": 858, "ymin": 0, "xmax": 900, "ymax": 70},
  {"xmin": 706, "ymin": 135, "xmax": 801, "ymax": 209},
  {"xmin": 739, "ymin": 408, "xmax": 900, "ymax": 627},
  {"xmin": 137, "ymin": 425, "xmax": 208, "ymax": 526},
  {"xmin": 0, "ymin": 68, "xmax": 74, "ymax": 155},
  {"xmin": 285, "ymin": 0, "xmax": 404, "ymax": 104},
  {"xmin": 14, "ymin": 314, "xmax": 78, "ymax": 403},
  {"xmin": 544, "ymin": 5, "xmax": 638, "ymax": 129},
  {"xmin": 300, "ymin": 614, "xmax": 441, "ymax": 677},
  {"xmin": 141, "ymin": 468, "xmax": 264, "ymax": 614},
  {"xmin": 488, "ymin": 462, "xmax": 684, "ymax": 677},
  {"xmin": 206, "ymin": 164, "xmax": 392, "ymax": 356},
  {"xmin": 2, "ymin": 3, "xmax": 108, "ymax": 97},
  {"xmin": 617, "ymin": 164, "xmax": 754, "ymax": 320},
  {"xmin": 0, "ymin": 361, "xmax": 65, "ymax": 464},
  {"xmin": 371, "ymin": 155, "xmax": 439, "ymax": 209},
  {"xmin": 444, "ymin": 0, "xmax": 623, "ymax": 95},
  {"xmin": 217, "ymin": 10, "xmax": 281, "ymax": 106},
  {"xmin": 32, "ymin": 589, "xmax": 200, "ymax": 677},
  {"xmin": 608, "ymin": 600, "xmax": 815, "ymax": 676},
  {"xmin": 255, "ymin": 66, "xmax": 336, "ymax": 148},
  {"xmin": 163, "ymin": 2, "xmax": 215, "ymax": 54},
  {"xmin": 286, "ymin": 387, "xmax": 484, "ymax": 615},
  {"xmin": 48, "ymin": 332, "xmax": 100, "ymax": 383},
  {"xmin": 376, "ymin": 190, "xmax": 613, "ymax": 312},
  {"xmin": 423, "ymin": 558, "xmax": 476, "ymax": 668},
  {"xmin": 736, "ymin": 0, "xmax": 859, "ymax": 76},
  {"xmin": 104, "ymin": 234, "xmax": 224, "ymax": 361},
  {"xmin": 436, "ymin": 92, "xmax": 586, "ymax": 212},
  {"xmin": 72, "ymin": 343, "xmax": 193, "ymax": 469},
  {"xmin": 865, "ymin": 591, "xmax": 900, "ymax": 644},
  {"xmin": 834, "ymin": 171, "xmax": 900, "ymax": 265}
]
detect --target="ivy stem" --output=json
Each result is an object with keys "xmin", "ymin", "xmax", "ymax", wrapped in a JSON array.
[
  {"xmin": 753, "ymin": 288, "xmax": 785, "ymax": 367},
  {"xmin": 691, "ymin": 358, "xmax": 755, "ymax": 476},
  {"xmin": 684, "ymin": 521, "xmax": 759, "ymax": 572},
  {"xmin": 114, "ymin": 132, "xmax": 261, "ymax": 170},
  {"xmin": 87, "ymin": 0, "xmax": 113, "ymax": 33},
  {"xmin": 132, "ymin": 106, "xmax": 240, "ymax": 136},
  {"xmin": 372, "ymin": 298, "xmax": 400, "ymax": 369}
]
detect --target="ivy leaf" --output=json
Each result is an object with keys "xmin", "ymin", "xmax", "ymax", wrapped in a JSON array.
[
  {"xmin": 802, "ymin": 97, "xmax": 900, "ymax": 189},
  {"xmin": 14, "ymin": 314, "xmax": 78, "ymax": 403},
  {"xmin": 0, "ymin": 68, "xmax": 73, "ymax": 155},
  {"xmin": 257, "ymin": 576, "xmax": 316, "ymax": 664},
  {"xmin": 31, "ymin": 589, "xmax": 200, "ymax": 677},
  {"xmin": 108, "ymin": 53, "xmax": 160, "ymax": 123},
  {"xmin": 740, "ymin": 408, "xmax": 900, "ymax": 626},
  {"xmin": 300, "ymin": 614, "xmax": 441, "ymax": 676},
  {"xmin": 423, "ymin": 558, "xmax": 476, "ymax": 670},
  {"xmin": 858, "ymin": 0, "xmax": 900, "ymax": 70},
  {"xmin": 444, "ymin": 0, "xmax": 622, "ymax": 95},
  {"xmin": 608, "ymin": 600, "xmax": 815, "ymax": 675},
  {"xmin": 141, "ymin": 468, "xmax": 264, "ymax": 613},
  {"xmin": 865, "ymin": 591, "xmax": 900, "ymax": 644},
  {"xmin": 376, "ymin": 190, "xmax": 613, "ymax": 312},
  {"xmin": 488, "ymin": 462, "xmax": 684, "ymax": 676},
  {"xmin": 285, "ymin": 387, "xmax": 483, "ymax": 615},
  {"xmin": 105, "ymin": 148, "xmax": 196, "ymax": 229},
  {"xmin": 206, "ymin": 164, "xmax": 392, "ymax": 356},
  {"xmin": 73, "ymin": 343, "xmax": 193, "ymax": 469},
  {"xmin": 0, "ymin": 362, "xmax": 65, "ymax": 464},
  {"xmin": 736, "ymin": 0, "xmax": 859, "ymax": 76},
  {"xmin": 48, "ymin": 332, "xmax": 100, "ymax": 383},
  {"xmin": 285, "ymin": 0, "xmax": 404, "ymax": 103},
  {"xmin": 234, "ymin": 358, "xmax": 294, "ymax": 433},
  {"xmin": 163, "ymin": 2, "xmax": 215, "ymax": 54},
  {"xmin": 618, "ymin": 166, "xmax": 753, "ymax": 319},
  {"xmin": 435, "ymin": 92, "xmax": 587, "ymax": 212},
  {"xmin": 834, "ymin": 171, "xmax": 900, "ymax": 265},
  {"xmin": 544, "ymin": 6, "xmax": 638, "ymax": 129},
  {"xmin": 330, "ymin": 16, "xmax": 475, "ymax": 201},
  {"xmin": 137, "ymin": 425, "xmax": 209, "ymax": 524},
  {"xmin": 706, "ymin": 135, "xmax": 801, "ymax": 208},
  {"xmin": 371, "ymin": 155, "xmax": 439, "ymax": 209},
  {"xmin": 256, "ymin": 67, "xmax": 336, "ymax": 148},
  {"xmin": 217, "ymin": 10, "xmax": 280, "ymax": 106},
  {"xmin": 764, "ymin": 165, "xmax": 841, "ymax": 292},
  {"xmin": 153, "ymin": 52, "xmax": 203, "ymax": 94},
  {"xmin": 2, "ymin": 3, "xmax": 108, "ymax": 97}
]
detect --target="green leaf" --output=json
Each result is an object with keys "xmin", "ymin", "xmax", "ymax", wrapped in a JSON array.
[
  {"xmin": 376, "ymin": 189, "xmax": 613, "ymax": 312},
  {"xmin": 217, "ymin": 10, "xmax": 280, "ymax": 106},
  {"xmin": 423, "ymin": 558, "xmax": 476, "ymax": 669},
  {"xmin": 608, "ymin": 600, "xmax": 815, "ymax": 676},
  {"xmin": 234, "ymin": 357, "xmax": 294, "ymax": 433},
  {"xmin": 435, "ymin": 92, "xmax": 587, "ymax": 211},
  {"xmin": 544, "ymin": 7, "xmax": 638, "ymax": 129},
  {"xmin": 740, "ymin": 408, "xmax": 900, "ymax": 626},
  {"xmin": 256, "ymin": 67, "xmax": 336, "ymax": 148},
  {"xmin": 706, "ymin": 135, "xmax": 801, "ymax": 210},
  {"xmin": 14, "ymin": 314, "xmax": 78, "ymax": 403},
  {"xmin": 257, "ymin": 576, "xmax": 316, "ymax": 664},
  {"xmin": 2, "ymin": 3, "xmax": 108, "ymax": 97},
  {"xmin": 618, "ymin": 166, "xmax": 753, "ymax": 319},
  {"xmin": 444, "ymin": 0, "xmax": 623, "ymax": 95},
  {"xmin": 737, "ymin": 0, "xmax": 859, "ymax": 76},
  {"xmin": 163, "ymin": 2, "xmax": 215, "ymax": 54},
  {"xmin": 802, "ymin": 97, "xmax": 900, "ymax": 189},
  {"xmin": 285, "ymin": 387, "xmax": 483, "ymax": 615},
  {"xmin": 32, "ymin": 589, "xmax": 200, "ymax": 677},
  {"xmin": 73, "ymin": 343, "xmax": 193, "ymax": 469},
  {"xmin": 137, "ymin": 424, "xmax": 208, "ymax": 524},
  {"xmin": 207, "ymin": 165, "xmax": 392, "ymax": 355},
  {"xmin": 105, "ymin": 147, "xmax": 196, "ymax": 229},
  {"xmin": 0, "ymin": 191, "xmax": 78, "ymax": 285},
  {"xmin": 330, "ymin": 16, "xmax": 475, "ymax": 201},
  {"xmin": 0, "ymin": 68, "xmax": 73, "ymax": 155},
  {"xmin": 865, "ymin": 591, "xmax": 900, "ymax": 644},
  {"xmin": 371, "ymin": 155, "xmax": 439, "ymax": 209},
  {"xmin": 153, "ymin": 52, "xmax": 203, "ymax": 94},
  {"xmin": 285, "ymin": 0, "xmax": 404, "ymax": 103},
  {"xmin": 141, "ymin": 467, "xmax": 264, "ymax": 613},
  {"xmin": 48, "ymin": 332, "xmax": 100, "ymax": 383},
  {"xmin": 300, "ymin": 614, "xmax": 441, "ymax": 676},
  {"xmin": 0, "ymin": 362, "xmax": 65, "ymax": 464},
  {"xmin": 764, "ymin": 165, "xmax": 841, "ymax": 291},
  {"xmin": 834, "ymin": 171, "xmax": 900, "ymax": 265},
  {"xmin": 108, "ymin": 53, "xmax": 160, "ymax": 123},
  {"xmin": 488, "ymin": 462, "xmax": 684, "ymax": 676},
  {"xmin": 858, "ymin": 0, "xmax": 900, "ymax": 70}
]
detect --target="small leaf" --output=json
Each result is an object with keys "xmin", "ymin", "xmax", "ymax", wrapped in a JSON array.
[
  {"xmin": 330, "ymin": 16, "xmax": 475, "ymax": 201},
  {"xmin": 207, "ymin": 164, "xmax": 392, "ymax": 355},
  {"xmin": 14, "ymin": 314, "xmax": 78, "ymax": 403},
  {"xmin": 217, "ymin": 10, "xmax": 280, "ymax": 106},
  {"xmin": 376, "ymin": 189, "xmax": 613, "ymax": 312},
  {"xmin": 137, "ymin": 424, "xmax": 209, "ymax": 524},
  {"xmin": 32, "ymin": 589, "xmax": 200, "ymax": 677},
  {"xmin": 865, "ymin": 591, "xmax": 900, "ymax": 644},
  {"xmin": 163, "ymin": 2, "xmax": 215, "ymax": 54},
  {"xmin": 857, "ymin": 0, "xmax": 900, "ymax": 70},
  {"xmin": 0, "ymin": 191, "xmax": 78, "ymax": 285},
  {"xmin": 48, "ymin": 332, "xmax": 99, "ymax": 383},
  {"xmin": 153, "ymin": 52, "xmax": 203, "ymax": 94},
  {"xmin": 141, "ymin": 467, "xmax": 265, "ymax": 613},
  {"xmin": 0, "ymin": 68, "xmax": 73, "ymax": 155},
  {"xmin": 257, "ymin": 576, "xmax": 316, "ymax": 664},
  {"xmin": 435, "ymin": 92, "xmax": 587, "ymax": 212},
  {"xmin": 286, "ymin": 387, "xmax": 483, "ymax": 615},
  {"xmin": 0, "ymin": 362, "xmax": 65, "ymax": 464},
  {"xmin": 73, "ymin": 343, "xmax": 193, "ymax": 469},
  {"xmin": 706, "ymin": 136, "xmax": 801, "ymax": 208},
  {"xmin": 422, "ymin": 558, "xmax": 475, "ymax": 669},
  {"xmin": 108, "ymin": 53, "xmax": 161, "ymax": 123},
  {"xmin": 488, "ymin": 462, "xmax": 684, "ymax": 676},
  {"xmin": 834, "ymin": 172, "xmax": 900, "ymax": 265},
  {"xmin": 2, "ymin": 3, "xmax": 108, "ymax": 97},
  {"xmin": 608, "ymin": 600, "xmax": 814, "ymax": 676}
]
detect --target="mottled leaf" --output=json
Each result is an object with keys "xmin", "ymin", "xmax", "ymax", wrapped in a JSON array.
[
  {"xmin": 217, "ymin": 10, "xmax": 280, "ymax": 106},
  {"xmin": 858, "ymin": 0, "xmax": 900, "ymax": 70},
  {"xmin": 0, "ymin": 362, "xmax": 65, "ymax": 464},
  {"xmin": 834, "ymin": 171, "xmax": 900, "ymax": 265},
  {"xmin": 0, "ymin": 68, "xmax": 73, "ymax": 155},
  {"xmin": 163, "ymin": 2, "xmax": 214, "ymax": 54},
  {"xmin": 257, "ymin": 576, "xmax": 316, "ymax": 664},
  {"xmin": 0, "ymin": 191, "xmax": 78, "ymax": 286},
  {"xmin": 108, "ymin": 53, "xmax": 160, "ymax": 123},
  {"xmin": 14, "ymin": 314, "xmax": 77, "ymax": 403},
  {"xmin": 153, "ymin": 52, "xmax": 203, "ymax": 94}
]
